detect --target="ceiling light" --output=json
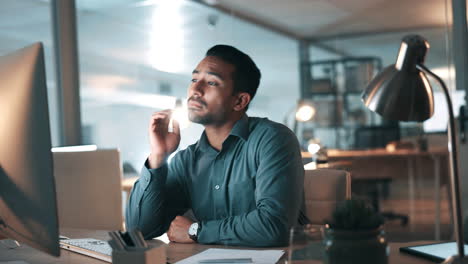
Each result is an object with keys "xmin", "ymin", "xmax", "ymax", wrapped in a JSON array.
[{"xmin": 148, "ymin": 0, "xmax": 185, "ymax": 73}]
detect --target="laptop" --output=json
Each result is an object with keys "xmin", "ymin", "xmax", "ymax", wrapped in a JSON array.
[
  {"xmin": 400, "ymin": 241, "xmax": 468, "ymax": 262},
  {"xmin": 52, "ymin": 148, "xmax": 124, "ymax": 262}
]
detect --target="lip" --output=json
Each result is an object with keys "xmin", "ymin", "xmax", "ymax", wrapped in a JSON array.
[{"xmin": 188, "ymin": 100, "xmax": 204, "ymax": 109}]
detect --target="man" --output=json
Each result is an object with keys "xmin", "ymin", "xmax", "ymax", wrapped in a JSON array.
[{"xmin": 126, "ymin": 45, "xmax": 304, "ymax": 247}]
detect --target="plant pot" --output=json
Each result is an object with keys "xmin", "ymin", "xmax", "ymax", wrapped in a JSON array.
[{"xmin": 323, "ymin": 226, "xmax": 388, "ymax": 264}]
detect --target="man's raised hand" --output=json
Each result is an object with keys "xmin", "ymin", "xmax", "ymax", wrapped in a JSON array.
[{"xmin": 148, "ymin": 110, "xmax": 181, "ymax": 169}]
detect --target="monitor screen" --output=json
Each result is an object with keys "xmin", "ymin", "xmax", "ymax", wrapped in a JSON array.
[{"xmin": 0, "ymin": 43, "xmax": 60, "ymax": 256}]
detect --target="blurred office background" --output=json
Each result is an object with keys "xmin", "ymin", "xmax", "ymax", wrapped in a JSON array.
[{"xmin": 1, "ymin": 0, "xmax": 467, "ymax": 241}]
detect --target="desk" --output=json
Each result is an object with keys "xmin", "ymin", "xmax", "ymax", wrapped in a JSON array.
[
  {"xmin": 0, "ymin": 229, "xmax": 444, "ymax": 264},
  {"xmin": 307, "ymin": 148, "xmax": 449, "ymax": 240}
]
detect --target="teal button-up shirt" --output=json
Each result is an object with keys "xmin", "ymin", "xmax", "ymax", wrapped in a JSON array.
[{"xmin": 125, "ymin": 115, "xmax": 304, "ymax": 247}]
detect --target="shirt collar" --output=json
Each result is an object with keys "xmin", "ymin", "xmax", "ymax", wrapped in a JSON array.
[
  {"xmin": 195, "ymin": 114, "xmax": 250, "ymax": 152},
  {"xmin": 196, "ymin": 131, "xmax": 211, "ymax": 153},
  {"xmin": 229, "ymin": 114, "xmax": 249, "ymax": 141}
]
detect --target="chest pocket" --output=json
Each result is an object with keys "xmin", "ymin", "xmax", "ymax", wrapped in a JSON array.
[{"xmin": 228, "ymin": 179, "xmax": 256, "ymax": 215}]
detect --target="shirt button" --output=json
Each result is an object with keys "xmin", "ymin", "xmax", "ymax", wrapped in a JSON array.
[{"xmin": 214, "ymin": 185, "xmax": 220, "ymax": 190}]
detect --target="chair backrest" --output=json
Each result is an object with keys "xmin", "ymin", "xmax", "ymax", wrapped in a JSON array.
[{"xmin": 303, "ymin": 168, "xmax": 351, "ymax": 225}]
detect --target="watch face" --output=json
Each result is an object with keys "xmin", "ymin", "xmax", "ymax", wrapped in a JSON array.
[{"xmin": 189, "ymin": 222, "xmax": 199, "ymax": 236}]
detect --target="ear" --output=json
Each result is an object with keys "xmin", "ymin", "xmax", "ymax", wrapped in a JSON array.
[{"xmin": 233, "ymin": 92, "xmax": 251, "ymax": 112}]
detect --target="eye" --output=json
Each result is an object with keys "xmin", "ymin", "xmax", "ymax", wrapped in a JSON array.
[
  {"xmin": 207, "ymin": 81, "xmax": 218, "ymax": 86},
  {"xmin": 191, "ymin": 78, "xmax": 197, "ymax": 83}
]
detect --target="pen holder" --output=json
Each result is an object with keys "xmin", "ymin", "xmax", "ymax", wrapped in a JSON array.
[{"xmin": 112, "ymin": 245, "xmax": 166, "ymax": 264}]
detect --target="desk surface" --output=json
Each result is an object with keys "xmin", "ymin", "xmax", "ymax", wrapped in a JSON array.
[
  {"xmin": 309, "ymin": 147, "xmax": 449, "ymax": 181},
  {"xmin": 327, "ymin": 147, "xmax": 448, "ymax": 158},
  {"xmin": 301, "ymin": 147, "xmax": 448, "ymax": 159},
  {"xmin": 0, "ymin": 229, "xmax": 440, "ymax": 264}
]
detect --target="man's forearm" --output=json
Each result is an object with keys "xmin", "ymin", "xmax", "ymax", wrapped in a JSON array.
[
  {"xmin": 125, "ymin": 165, "xmax": 170, "ymax": 239},
  {"xmin": 148, "ymin": 153, "xmax": 167, "ymax": 169},
  {"xmin": 197, "ymin": 206, "xmax": 292, "ymax": 247}
]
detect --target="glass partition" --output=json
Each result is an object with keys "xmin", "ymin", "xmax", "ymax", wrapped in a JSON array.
[
  {"xmin": 75, "ymin": 0, "xmax": 455, "ymax": 242},
  {"xmin": 303, "ymin": 1, "xmax": 454, "ymax": 242},
  {"xmin": 1, "ymin": 0, "xmax": 458, "ymax": 244},
  {"xmin": 75, "ymin": 0, "xmax": 300, "ymax": 170}
]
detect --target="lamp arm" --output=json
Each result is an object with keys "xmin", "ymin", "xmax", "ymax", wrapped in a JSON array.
[{"xmin": 418, "ymin": 63, "xmax": 465, "ymax": 258}]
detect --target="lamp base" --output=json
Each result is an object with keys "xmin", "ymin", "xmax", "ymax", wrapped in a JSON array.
[{"xmin": 443, "ymin": 256, "xmax": 468, "ymax": 264}]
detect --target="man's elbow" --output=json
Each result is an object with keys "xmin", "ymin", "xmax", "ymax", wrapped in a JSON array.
[
  {"xmin": 250, "ymin": 221, "xmax": 289, "ymax": 247},
  {"xmin": 262, "ymin": 226, "xmax": 289, "ymax": 247},
  {"xmin": 133, "ymin": 222, "xmax": 165, "ymax": 240},
  {"xmin": 125, "ymin": 213, "xmax": 165, "ymax": 240}
]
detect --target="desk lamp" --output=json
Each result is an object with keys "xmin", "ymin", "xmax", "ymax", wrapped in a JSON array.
[
  {"xmin": 361, "ymin": 34, "xmax": 466, "ymax": 264},
  {"xmin": 284, "ymin": 100, "xmax": 316, "ymax": 134},
  {"xmin": 294, "ymin": 100, "xmax": 316, "ymax": 134}
]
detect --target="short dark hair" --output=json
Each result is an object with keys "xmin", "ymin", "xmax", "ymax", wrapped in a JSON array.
[{"xmin": 206, "ymin": 45, "xmax": 261, "ymax": 102}]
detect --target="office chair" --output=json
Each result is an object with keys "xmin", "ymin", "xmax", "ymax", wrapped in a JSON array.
[
  {"xmin": 303, "ymin": 168, "xmax": 351, "ymax": 225},
  {"xmin": 353, "ymin": 124, "xmax": 408, "ymax": 226}
]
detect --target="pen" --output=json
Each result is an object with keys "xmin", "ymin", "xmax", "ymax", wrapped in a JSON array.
[
  {"xmin": 198, "ymin": 258, "xmax": 253, "ymax": 263},
  {"xmin": 108, "ymin": 231, "xmax": 126, "ymax": 250},
  {"xmin": 128, "ymin": 229, "xmax": 147, "ymax": 248}
]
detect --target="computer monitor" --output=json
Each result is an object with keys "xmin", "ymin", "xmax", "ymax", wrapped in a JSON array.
[
  {"xmin": 0, "ymin": 43, "xmax": 60, "ymax": 256},
  {"xmin": 354, "ymin": 124, "xmax": 401, "ymax": 149}
]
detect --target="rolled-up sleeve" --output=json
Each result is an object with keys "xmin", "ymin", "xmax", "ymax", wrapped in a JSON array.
[
  {"xmin": 125, "ymin": 156, "xmax": 189, "ymax": 239},
  {"xmin": 197, "ymin": 126, "xmax": 304, "ymax": 247}
]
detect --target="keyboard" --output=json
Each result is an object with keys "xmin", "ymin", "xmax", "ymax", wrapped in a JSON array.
[{"xmin": 60, "ymin": 238, "xmax": 112, "ymax": 262}]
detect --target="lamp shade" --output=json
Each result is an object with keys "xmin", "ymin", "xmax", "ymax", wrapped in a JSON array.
[{"xmin": 361, "ymin": 35, "xmax": 435, "ymax": 122}]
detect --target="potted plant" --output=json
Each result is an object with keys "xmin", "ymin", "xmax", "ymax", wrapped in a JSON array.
[{"xmin": 323, "ymin": 198, "xmax": 388, "ymax": 264}]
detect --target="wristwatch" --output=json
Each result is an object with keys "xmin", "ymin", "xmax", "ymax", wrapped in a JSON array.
[{"xmin": 188, "ymin": 222, "xmax": 200, "ymax": 242}]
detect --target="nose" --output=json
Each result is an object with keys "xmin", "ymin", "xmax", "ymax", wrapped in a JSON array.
[{"xmin": 188, "ymin": 80, "xmax": 204, "ymax": 97}]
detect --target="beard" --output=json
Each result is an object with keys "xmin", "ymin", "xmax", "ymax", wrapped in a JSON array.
[
  {"xmin": 188, "ymin": 110, "xmax": 216, "ymax": 125},
  {"xmin": 187, "ymin": 96, "xmax": 233, "ymax": 125},
  {"xmin": 187, "ymin": 96, "xmax": 216, "ymax": 125},
  {"xmin": 188, "ymin": 108, "xmax": 229, "ymax": 125}
]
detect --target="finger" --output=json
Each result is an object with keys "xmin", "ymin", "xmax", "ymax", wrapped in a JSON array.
[
  {"xmin": 149, "ymin": 115, "xmax": 169, "ymax": 129},
  {"xmin": 160, "ymin": 112, "xmax": 172, "ymax": 131},
  {"xmin": 150, "ymin": 112, "xmax": 171, "ymax": 122},
  {"xmin": 171, "ymin": 118, "xmax": 181, "ymax": 136},
  {"xmin": 152, "ymin": 109, "xmax": 172, "ymax": 115},
  {"xmin": 150, "ymin": 113, "xmax": 172, "ymax": 131},
  {"xmin": 150, "ymin": 110, "xmax": 172, "ymax": 123}
]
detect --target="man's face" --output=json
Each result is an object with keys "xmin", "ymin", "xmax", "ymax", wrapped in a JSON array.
[{"xmin": 187, "ymin": 56, "xmax": 238, "ymax": 125}]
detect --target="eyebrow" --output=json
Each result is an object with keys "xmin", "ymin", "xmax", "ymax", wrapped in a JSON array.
[{"xmin": 192, "ymin": 69, "xmax": 224, "ymax": 80}]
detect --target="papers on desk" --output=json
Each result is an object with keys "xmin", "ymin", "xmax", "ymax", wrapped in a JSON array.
[{"xmin": 175, "ymin": 248, "xmax": 284, "ymax": 264}]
